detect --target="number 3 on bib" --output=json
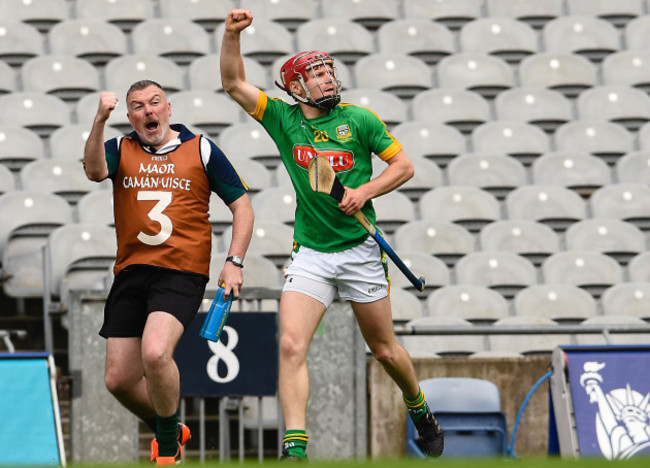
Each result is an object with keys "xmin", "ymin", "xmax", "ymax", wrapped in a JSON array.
[{"xmin": 137, "ymin": 190, "xmax": 172, "ymax": 246}]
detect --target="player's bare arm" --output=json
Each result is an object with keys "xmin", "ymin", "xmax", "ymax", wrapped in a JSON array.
[
  {"xmin": 220, "ymin": 9, "xmax": 261, "ymax": 114},
  {"xmin": 218, "ymin": 193, "xmax": 254, "ymax": 299},
  {"xmin": 338, "ymin": 150, "xmax": 414, "ymax": 215},
  {"xmin": 83, "ymin": 91, "xmax": 117, "ymax": 181}
]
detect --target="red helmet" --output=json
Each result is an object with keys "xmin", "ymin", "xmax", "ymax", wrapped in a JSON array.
[{"xmin": 276, "ymin": 51, "xmax": 341, "ymax": 110}]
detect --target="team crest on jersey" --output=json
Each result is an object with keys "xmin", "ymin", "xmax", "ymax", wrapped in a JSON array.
[
  {"xmin": 336, "ymin": 124, "xmax": 352, "ymax": 141},
  {"xmin": 293, "ymin": 145, "xmax": 354, "ymax": 171}
]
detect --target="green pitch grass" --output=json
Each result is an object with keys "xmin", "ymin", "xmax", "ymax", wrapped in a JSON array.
[{"xmin": 74, "ymin": 456, "xmax": 650, "ymax": 468}]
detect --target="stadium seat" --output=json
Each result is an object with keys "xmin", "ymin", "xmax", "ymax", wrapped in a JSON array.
[
  {"xmin": 494, "ymin": 87, "xmax": 573, "ymax": 134},
  {"xmin": 590, "ymin": 184, "xmax": 650, "ymax": 230},
  {"xmin": 76, "ymin": 190, "xmax": 114, "ymax": 226},
  {"xmin": 576, "ymin": 85, "xmax": 650, "ymax": 132},
  {"xmin": 406, "ymin": 377, "xmax": 508, "ymax": 457},
  {"xmin": 471, "ymin": 121, "xmax": 551, "ymax": 165},
  {"xmin": 426, "ymin": 285, "xmax": 509, "ymax": 323},
  {"xmin": 0, "ymin": 20, "xmax": 44, "ymax": 67},
  {"xmin": 0, "ymin": 92, "xmax": 71, "ymax": 138},
  {"xmin": 208, "ymin": 193, "xmax": 237, "ymax": 237},
  {"xmin": 505, "ymin": 185, "xmax": 587, "ymax": 232},
  {"xmin": 518, "ymin": 52, "xmax": 598, "ymax": 98},
  {"xmin": 224, "ymin": 159, "xmax": 271, "ymax": 195},
  {"xmin": 353, "ymin": 53, "xmax": 432, "ymax": 100},
  {"xmin": 377, "ymin": 19, "xmax": 455, "ymax": 65},
  {"xmin": 0, "ymin": 60, "xmax": 15, "ymax": 95},
  {"xmin": 74, "ymin": 0, "xmax": 154, "ymax": 33},
  {"xmin": 0, "ymin": 125, "xmax": 44, "ymax": 172},
  {"xmin": 435, "ymin": 53, "xmax": 515, "ymax": 99},
  {"xmin": 411, "ymin": 89, "xmax": 490, "ymax": 134},
  {"xmin": 223, "ymin": 220, "xmax": 293, "ymax": 268},
  {"xmin": 387, "ymin": 251, "xmax": 450, "ymax": 295},
  {"xmin": 388, "ymin": 156, "xmax": 443, "ymax": 202},
  {"xmin": 403, "ymin": 0, "xmax": 482, "ymax": 31},
  {"xmin": 250, "ymin": 186, "xmax": 296, "ymax": 225},
  {"xmin": 320, "ymin": 0, "xmax": 398, "ymax": 30},
  {"xmin": 601, "ymin": 50, "xmax": 650, "ymax": 93},
  {"xmin": 565, "ymin": 218, "xmax": 646, "ymax": 265},
  {"xmin": 554, "ymin": 120, "xmax": 634, "ymax": 165},
  {"xmin": 575, "ymin": 315, "xmax": 649, "ymax": 346},
  {"xmin": 168, "ymin": 90, "xmax": 243, "ymax": 137},
  {"xmin": 373, "ymin": 191, "xmax": 416, "ymax": 235},
  {"xmin": 455, "ymin": 251, "xmax": 538, "ymax": 298},
  {"xmin": 48, "ymin": 19, "xmax": 128, "ymax": 66},
  {"xmin": 240, "ymin": 0, "xmax": 317, "ymax": 32},
  {"xmin": 104, "ymin": 55, "xmax": 185, "ymax": 98},
  {"xmin": 389, "ymin": 288, "xmax": 424, "ymax": 326},
  {"xmin": 401, "ymin": 317, "xmax": 485, "ymax": 356},
  {"xmin": 0, "ymin": 191, "xmax": 73, "ymax": 295},
  {"xmin": 616, "ymin": 151, "xmax": 650, "ymax": 184},
  {"xmin": 159, "ymin": 0, "xmax": 234, "ymax": 32},
  {"xmin": 0, "ymin": 0, "xmax": 69, "ymax": 32},
  {"xmin": 218, "ymin": 19, "xmax": 294, "ymax": 66},
  {"xmin": 418, "ymin": 186, "xmax": 501, "ymax": 233},
  {"xmin": 624, "ymin": 15, "xmax": 650, "ymax": 51},
  {"xmin": 485, "ymin": 0, "xmax": 562, "ymax": 29},
  {"xmin": 0, "ymin": 164, "xmax": 14, "ymax": 194},
  {"xmin": 393, "ymin": 220, "xmax": 475, "ymax": 267},
  {"xmin": 20, "ymin": 159, "xmax": 107, "ymax": 204},
  {"xmin": 340, "ymin": 89, "xmax": 407, "ymax": 129},
  {"xmin": 542, "ymin": 16, "xmax": 621, "ymax": 63},
  {"xmin": 531, "ymin": 152, "xmax": 612, "ymax": 197},
  {"xmin": 49, "ymin": 124, "xmax": 122, "ymax": 163},
  {"xmin": 295, "ymin": 18, "xmax": 374, "ymax": 65},
  {"xmin": 542, "ymin": 251, "xmax": 624, "ymax": 297},
  {"xmin": 566, "ymin": 0, "xmax": 644, "ymax": 28},
  {"xmin": 514, "ymin": 284, "xmax": 597, "ymax": 323},
  {"xmin": 479, "ymin": 220, "xmax": 560, "ymax": 266},
  {"xmin": 131, "ymin": 19, "xmax": 211, "ymax": 66},
  {"xmin": 488, "ymin": 316, "xmax": 573, "ymax": 355},
  {"xmin": 639, "ymin": 122, "xmax": 650, "ymax": 150},
  {"xmin": 601, "ymin": 282, "xmax": 650, "ymax": 320},
  {"xmin": 459, "ymin": 17, "xmax": 538, "ymax": 64},
  {"xmin": 628, "ymin": 251, "xmax": 650, "ymax": 282},
  {"xmin": 189, "ymin": 54, "xmax": 268, "ymax": 92},
  {"xmin": 217, "ymin": 121, "xmax": 280, "ymax": 169},
  {"xmin": 389, "ymin": 121, "xmax": 466, "ymax": 168},
  {"xmin": 447, "ymin": 153, "xmax": 526, "ymax": 200},
  {"xmin": 20, "ymin": 55, "xmax": 100, "ymax": 102}
]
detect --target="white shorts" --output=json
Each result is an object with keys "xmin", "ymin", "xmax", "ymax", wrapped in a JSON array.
[{"xmin": 283, "ymin": 236, "xmax": 390, "ymax": 307}]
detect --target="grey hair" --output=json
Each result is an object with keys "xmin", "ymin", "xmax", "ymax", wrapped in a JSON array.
[{"xmin": 126, "ymin": 80, "xmax": 165, "ymax": 101}]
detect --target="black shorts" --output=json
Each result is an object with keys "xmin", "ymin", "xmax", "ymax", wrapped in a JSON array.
[{"xmin": 99, "ymin": 265, "xmax": 208, "ymax": 338}]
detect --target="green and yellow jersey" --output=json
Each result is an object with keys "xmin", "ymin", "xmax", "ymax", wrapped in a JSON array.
[{"xmin": 251, "ymin": 91, "xmax": 403, "ymax": 252}]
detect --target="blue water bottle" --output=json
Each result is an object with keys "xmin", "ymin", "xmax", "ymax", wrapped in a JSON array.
[{"xmin": 200, "ymin": 286, "xmax": 233, "ymax": 342}]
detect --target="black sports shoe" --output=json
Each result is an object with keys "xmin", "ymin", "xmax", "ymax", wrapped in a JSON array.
[
  {"xmin": 414, "ymin": 408, "xmax": 444, "ymax": 457},
  {"xmin": 280, "ymin": 448, "xmax": 308, "ymax": 462}
]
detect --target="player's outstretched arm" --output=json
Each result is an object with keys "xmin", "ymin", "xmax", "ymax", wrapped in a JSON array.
[
  {"xmin": 220, "ymin": 9, "xmax": 262, "ymax": 114},
  {"xmin": 83, "ymin": 91, "xmax": 115, "ymax": 181}
]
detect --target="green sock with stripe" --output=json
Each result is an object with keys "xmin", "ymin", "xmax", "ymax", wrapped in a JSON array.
[
  {"xmin": 283, "ymin": 430, "xmax": 309, "ymax": 458},
  {"xmin": 404, "ymin": 387, "xmax": 429, "ymax": 423}
]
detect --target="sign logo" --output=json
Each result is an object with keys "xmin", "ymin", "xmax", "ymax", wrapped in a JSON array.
[
  {"xmin": 293, "ymin": 145, "xmax": 354, "ymax": 171},
  {"xmin": 580, "ymin": 361, "xmax": 650, "ymax": 459}
]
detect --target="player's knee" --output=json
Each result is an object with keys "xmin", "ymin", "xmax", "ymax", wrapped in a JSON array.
[
  {"xmin": 141, "ymin": 344, "xmax": 170, "ymax": 373},
  {"xmin": 104, "ymin": 368, "xmax": 131, "ymax": 396},
  {"xmin": 279, "ymin": 334, "xmax": 307, "ymax": 363},
  {"xmin": 370, "ymin": 343, "xmax": 397, "ymax": 366}
]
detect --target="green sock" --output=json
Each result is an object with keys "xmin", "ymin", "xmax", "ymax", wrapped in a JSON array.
[
  {"xmin": 283, "ymin": 430, "xmax": 308, "ymax": 458},
  {"xmin": 156, "ymin": 411, "xmax": 179, "ymax": 457},
  {"xmin": 404, "ymin": 388, "xmax": 428, "ymax": 423}
]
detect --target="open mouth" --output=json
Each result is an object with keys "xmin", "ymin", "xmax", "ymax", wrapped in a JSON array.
[{"xmin": 145, "ymin": 121, "xmax": 159, "ymax": 132}]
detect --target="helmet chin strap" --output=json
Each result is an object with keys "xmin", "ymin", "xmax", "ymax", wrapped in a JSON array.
[{"xmin": 274, "ymin": 77, "xmax": 341, "ymax": 111}]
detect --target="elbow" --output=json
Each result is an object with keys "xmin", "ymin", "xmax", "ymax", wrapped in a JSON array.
[{"xmin": 402, "ymin": 160, "xmax": 415, "ymax": 183}]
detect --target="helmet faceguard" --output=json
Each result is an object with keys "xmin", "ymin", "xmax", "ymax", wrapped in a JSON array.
[{"xmin": 275, "ymin": 51, "xmax": 342, "ymax": 110}]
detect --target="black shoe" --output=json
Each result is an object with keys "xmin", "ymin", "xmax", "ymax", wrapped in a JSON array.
[
  {"xmin": 414, "ymin": 408, "xmax": 444, "ymax": 458},
  {"xmin": 280, "ymin": 448, "xmax": 308, "ymax": 462}
]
